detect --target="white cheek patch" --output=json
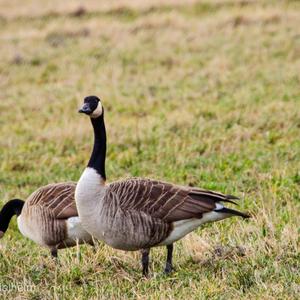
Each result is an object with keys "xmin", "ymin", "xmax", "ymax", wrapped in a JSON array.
[{"xmin": 91, "ymin": 103, "xmax": 103, "ymax": 118}]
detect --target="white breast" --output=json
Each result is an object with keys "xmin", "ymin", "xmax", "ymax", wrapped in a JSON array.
[{"xmin": 75, "ymin": 167, "xmax": 106, "ymax": 237}]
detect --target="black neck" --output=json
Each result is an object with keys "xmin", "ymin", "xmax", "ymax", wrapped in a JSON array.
[
  {"xmin": 87, "ymin": 113, "xmax": 107, "ymax": 180},
  {"xmin": 0, "ymin": 199, "xmax": 24, "ymax": 233}
]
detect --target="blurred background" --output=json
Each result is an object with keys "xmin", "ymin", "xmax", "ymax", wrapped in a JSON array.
[{"xmin": 0, "ymin": 0, "xmax": 299, "ymax": 299}]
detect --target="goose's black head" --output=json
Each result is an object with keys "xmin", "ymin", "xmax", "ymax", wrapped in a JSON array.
[
  {"xmin": 0, "ymin": 199, "xmax": 24, "ymax": 238},
  {"xmin": 78, "ymin": 96, "xmax": 103, "ymax": 118}
]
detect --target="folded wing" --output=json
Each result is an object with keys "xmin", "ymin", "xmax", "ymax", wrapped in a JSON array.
[
  {"xmin": 107, "ymin": 178, "xmax": 239, "ymax": 223},
  {"xmin": 26, "ymin": 182, "xmax": 78, "ymax": 219}
]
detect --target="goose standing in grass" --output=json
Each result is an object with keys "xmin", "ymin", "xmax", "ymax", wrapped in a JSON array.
[
  {"xmin": 76, "ymin": 96, "xmax": 250, "ymax": 276},
  {"xmin": 0, "ymin": 182, "xmax": 93, "ymax": 257}
]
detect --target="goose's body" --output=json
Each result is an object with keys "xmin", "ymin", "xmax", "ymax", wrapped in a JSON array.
[
  {"xmin": 76, "ymin": 96, "xmax": 250, "ymax": 275},
  {"xmin": 1, "ymin": 182, "xmax": 93, "ymax": 257},
  {"xmin": 76, "ymin": 170, "xmax": 243, "ymax": 251}
]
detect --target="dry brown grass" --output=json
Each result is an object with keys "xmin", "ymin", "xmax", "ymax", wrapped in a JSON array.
[{"xmin": 0, "ymin": 0, "xmax": 299, "ymax": 299}]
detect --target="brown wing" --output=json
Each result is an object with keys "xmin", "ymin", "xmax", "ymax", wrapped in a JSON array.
[
  {"xmin": 106, "ymin": 178, "xmax": 238, "ymax": 222},
  {"xmin": 26, "ymin": 182, "xmax": 78, "ymax": 219}
]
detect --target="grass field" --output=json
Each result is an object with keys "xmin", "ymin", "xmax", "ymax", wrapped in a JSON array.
[{"xmin": 0, "ymin": 0, "xmax": 300, "ymax": 299}]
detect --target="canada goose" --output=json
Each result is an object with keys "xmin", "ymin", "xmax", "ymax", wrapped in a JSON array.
[
  {"xmin": 75, "ymin": 96, "xmax": 250, "ymax": 276},
  {"xmin": 0, "ymin": 182, "xmax": 93, "ymax": 257}
]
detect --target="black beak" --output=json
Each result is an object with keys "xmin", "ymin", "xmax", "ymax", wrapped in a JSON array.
[{"xmin": 78, "ymin": 103, "xmax": 92, "ymax": 115}]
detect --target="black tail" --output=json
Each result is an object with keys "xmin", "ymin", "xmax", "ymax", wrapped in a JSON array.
[
  {"xmin": 216, "ymin": 207, "xmax": 250, "ymax": 219},
  {"xmin": 190, "ymin": 190, "xmax": 240, "ymax": 206}
]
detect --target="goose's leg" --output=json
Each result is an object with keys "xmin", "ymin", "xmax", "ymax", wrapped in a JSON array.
[
  {"xmin": 88, "ymin": 237, "xmax": 97, "ymax": 253},
  {"xmin": 50, "ymin": 248, "xmax": 58, "ymax": 259},
  {"xmin": 141, "ymin": 248, "xmax": 150, "ymax": 276},
  {"xmin": 76, "ymin": 239, "xmax": 81, "ymax": 263},
  {"xmin": 164, "ymin": 244, "xmax": 174, "ymax": 274}
]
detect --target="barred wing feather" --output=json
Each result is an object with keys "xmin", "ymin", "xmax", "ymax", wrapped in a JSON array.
[
  {"xmin": 106, "ymin": 178, "xmax": 237, "ymax": 223},
  {"xmin": 26, "ymin": 182, "xmax": 78, "ymax": 219}
]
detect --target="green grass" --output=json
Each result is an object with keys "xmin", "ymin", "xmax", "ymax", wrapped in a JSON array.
[{"xmin": 0, "ymin": 0, "xmax": 299, "ymax": 298}]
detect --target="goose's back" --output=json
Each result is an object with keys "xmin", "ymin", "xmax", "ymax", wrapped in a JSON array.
[
  {"xmin": 105, "ymin": 178, "xmax": 217, "ymax": 221},
  {"xmin": 25, "ymin": 182, "xmax": 78, "ymax": 218},
  {"xmin": 19, "ymin": 182, "xmax": 78, "ymax": 247}
]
